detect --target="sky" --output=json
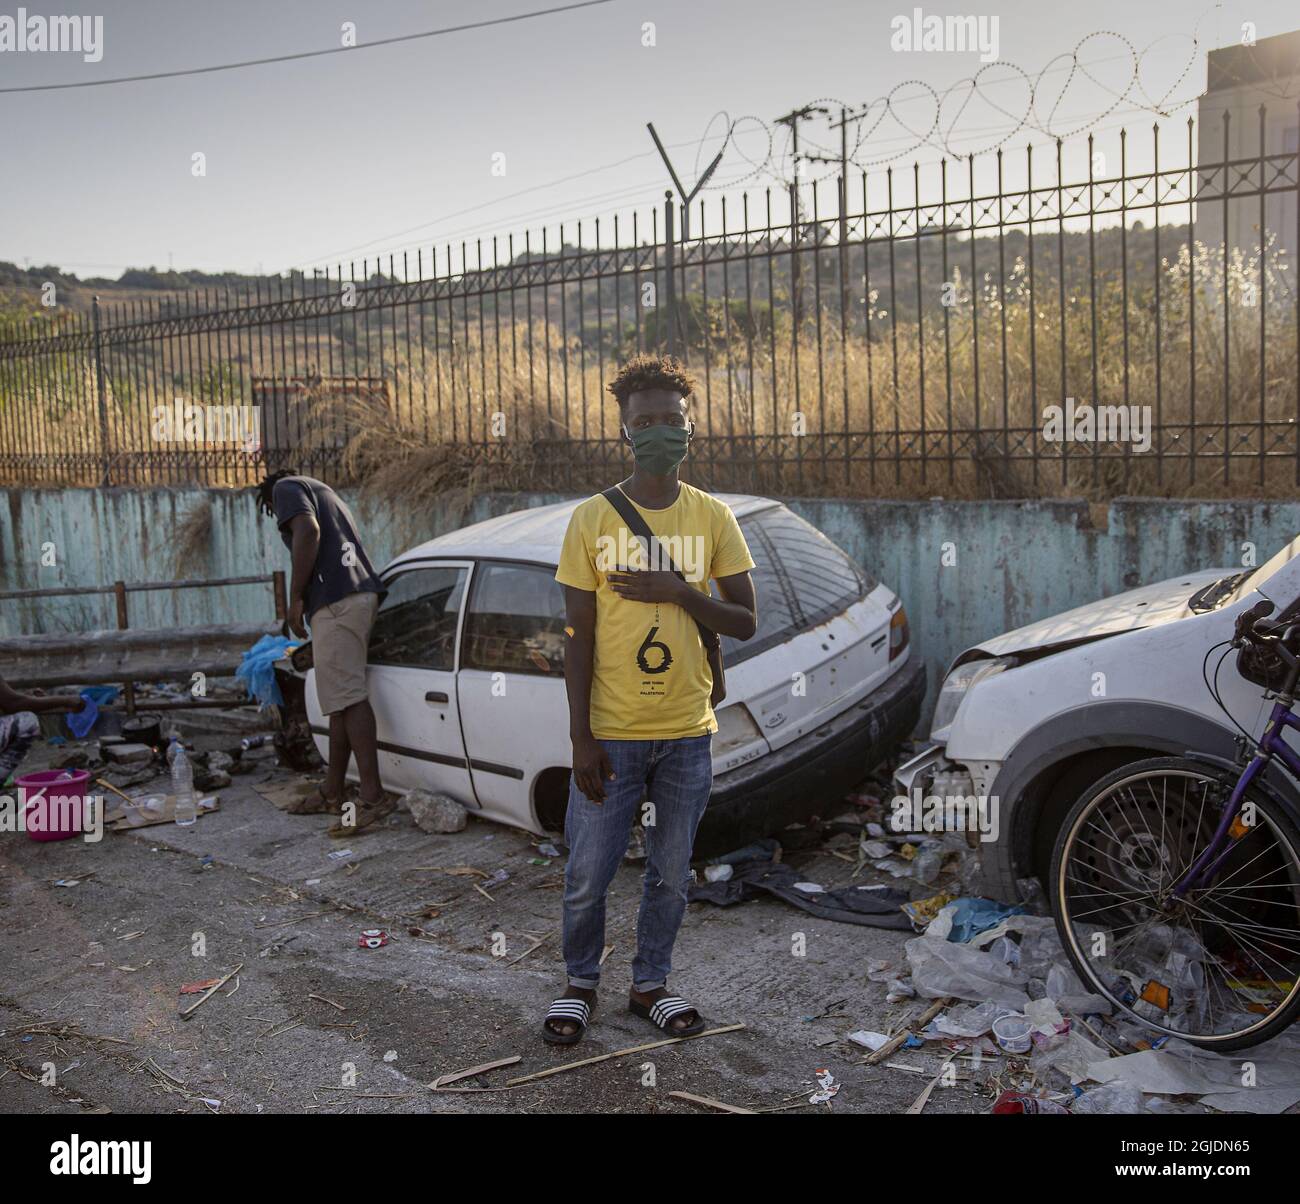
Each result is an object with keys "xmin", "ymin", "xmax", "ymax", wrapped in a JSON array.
[{"xmin": 0, "ymin": 0, "xmax": 1297, "ymax": 279}]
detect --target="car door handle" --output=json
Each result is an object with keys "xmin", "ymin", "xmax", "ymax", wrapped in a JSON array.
[{"xmin": 424, "ymin": 690, "xmax": 449, "ymax": 704}]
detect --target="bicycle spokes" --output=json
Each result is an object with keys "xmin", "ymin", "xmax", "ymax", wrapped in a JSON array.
[{"xmin": 1059, "ymin": 769, "xmax": 1300, "ymax": 1043}]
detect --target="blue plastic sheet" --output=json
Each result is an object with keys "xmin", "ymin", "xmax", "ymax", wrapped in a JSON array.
[
  {"xmin": 236, "ymin": 635, "xmax": 298, "ymax": 708},
  {"xmin": 65, "ymin": 685, "xmax": 120, "ymax": 739},
  {"xmin": 944, "ymin": 897, "xmax": 1026, "ymax": 944}
]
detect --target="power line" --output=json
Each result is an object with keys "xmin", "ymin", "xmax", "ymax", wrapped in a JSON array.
[{"xmin": 0, "ymin": 0, "xmax": 616, "ymax": 94}]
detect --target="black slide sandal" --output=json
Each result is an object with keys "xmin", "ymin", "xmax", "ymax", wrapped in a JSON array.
[
  {"xmin": 541, "ymin": 996, "xmax": 594, "ymax": 1045},
  {"xmin": 629, "ymin": 994, "xmax": 706, "ymax": 1037}
]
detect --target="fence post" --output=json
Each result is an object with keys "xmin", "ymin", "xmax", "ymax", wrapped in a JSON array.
[
  {"xmin": 91, "ymin": 296, "xmax": 112, "ymax": 486},
  {"xmin": 663, "ymin": 191, "xmax": 677, "ymax": 358}
]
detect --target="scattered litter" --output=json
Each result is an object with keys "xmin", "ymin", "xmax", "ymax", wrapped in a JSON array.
[
  {"xmin": 383, "ymin": 1050, "xmax": 398, "ymax": 1062},
  {"xmin": 537, "ymin": 842, "xmax": 561, "ymax": 858},
  {"xmin": 327, "ymin": 849, "xmax": 354, "ymax": 862},
  {"xmin": 992, "ymin": 1089, "xmax": 1071, "ymax": 1114},
  {"xmin": 902, "ymin": 891, "xmax": 956, "ymax": 929},
  {"xmin": 53, "ymin": 879, "xmax": 80, "ymax": 888},
  {"xmin": 179, "ymin": 978, "xmax": 223, "ymax": 995},
  {"xmin": 808, "ymin": 1068, "xmax": 839, "ymax": 1105},
  {"xmin": 992, "ymin": 1012, "xmax": 1032, "ymax": 1054},
  {"xmin": 848, "ymin": 1030, "xmax": 890, "ymax": 1051},
  {"xmin": 178, "ymin": 963, "xmax": 242, "ymax": 1019},
  {"xmin": 906, "ymin": 935, "xmax": 1029, "ymax": 1009},
  {"xmin": 357, "ymin": 929, "xmax": 389, "ymax": 949},
  {"xmin": 690, "ymin": 853, "xmax": 910, "ymax": 929}
]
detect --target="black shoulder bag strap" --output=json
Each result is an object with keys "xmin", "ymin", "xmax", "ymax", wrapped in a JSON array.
[{"xmin": 601, "ymin": 486, "xmax": 726, "ymax": 707}]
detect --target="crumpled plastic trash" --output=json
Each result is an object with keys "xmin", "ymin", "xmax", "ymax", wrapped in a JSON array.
[
  {"xmin": 848, "ymin": 1030, "xmax": 889, "ymax": 1051},
  {"xmin": 1085, "ymin": 1036, "xmax": 1300, "ymax": 1113},
  {"xmin": 905, "ymin": 935, "xmax": 1029, "ymax": 1009},
  {"xmin": 1045, "ymin": 962, "xmax": 1112, "ymax": 1016},
  {"xmin": 236, "ymin": 634, "xmax": 299, "ymax": 708},
  {"xmin": 1032, "ymin": 1028, "xmax": 1113, "ymax": 1084},
  {"xmin": 933, "ymin": 1000, "xmax": 1011, "ymax": 1037},
  {"xmin": 1024, "ymin": 996, "xmax": 1065, "ymax": 1035},
  {"xmin": 936, "ymin": 897, "xmax": 1026, "ymax": 943},
  {"xmin": 1072, "ymin": 1082, "xmax": 1147, "ymax": 1114},
  {"xmin": 886, "ymin": 979, "xmax": 916, "ymax": 1003},
  {"xmin": 65, "ymin": 685, "xmax": 119, "ymax": 739}
]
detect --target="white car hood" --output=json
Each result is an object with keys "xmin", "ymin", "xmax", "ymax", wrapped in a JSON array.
[{"xmin": 958, "ymin": 567, "xmax": 1231, "ymax": 663}]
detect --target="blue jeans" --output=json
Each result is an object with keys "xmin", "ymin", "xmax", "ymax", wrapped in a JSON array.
[{"xmin": 563, "ymin": 733, "xmax": 713, "ymax": 993}]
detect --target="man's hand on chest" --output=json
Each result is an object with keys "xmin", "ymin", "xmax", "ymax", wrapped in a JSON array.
[{"xmin": 607, "ymin": 569, "xmax": 690, "ymax": 605}]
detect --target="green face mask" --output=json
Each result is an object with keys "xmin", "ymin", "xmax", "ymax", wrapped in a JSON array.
[{"xmin": 627, "ymin": 423, "xmax": 690, "ymax": 476}]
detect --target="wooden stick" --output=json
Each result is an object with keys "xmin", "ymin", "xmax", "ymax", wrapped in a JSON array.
[
  {"xmin": 429, "ymin": 1055, "xmax": 522, "ymax": 1089},
  {"xmin": 506, "ymin": 933, "xmax": 550, "ymax": 967},
  {"xmin": 905, "ymin": 1052, "xmax": 958, "ymax": 1115},
  {"xmin": 95, "ymin": 777, "xmax": 137, "ymax": 805},
  {"xmin": 179, "ymin": 963, "xmax": 243, "ymax": 1019},
  {"xmin": 668, "ymin": 1090, "xmax": 756, "ymax": 1115},
  {"xmin": 308, "ymin": 993, "xmax": 347, "ymax": 1011},
  {"xmin": 863, "ymin": 997, "xmax": 952, "ymax": 1065},
  {"xmin": 505, "ymin": 1023, "xmax": 746, "ymax": 1086}
]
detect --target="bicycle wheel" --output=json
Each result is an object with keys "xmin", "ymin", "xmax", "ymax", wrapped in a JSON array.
[{"xmin": 1050, "ymin": 756, "xmax": 1300, "ymax": 1051}]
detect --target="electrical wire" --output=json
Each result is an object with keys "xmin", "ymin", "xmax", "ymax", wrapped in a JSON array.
[{"xmin": 0, "ymin": 0, "xmax": 615, "ymax": 94}]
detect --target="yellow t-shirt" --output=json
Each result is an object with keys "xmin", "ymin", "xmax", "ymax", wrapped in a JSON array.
[{"xmin": 555, "ymin": 483, "xmax": 756, "ymax": 741}]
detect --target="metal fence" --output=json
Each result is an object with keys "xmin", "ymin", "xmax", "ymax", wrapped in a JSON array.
[{"xmin": 1, "ymin": 104, "xmax": 1298, "ymax": 499}]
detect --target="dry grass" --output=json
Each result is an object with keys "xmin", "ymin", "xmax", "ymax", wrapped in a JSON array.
[{"xmin": 3, "ymin": 237, "xmax": 1296, "ymax": 501}]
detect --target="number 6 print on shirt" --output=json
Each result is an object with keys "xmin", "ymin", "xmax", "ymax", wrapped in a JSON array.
[{"xmin": 637, "ymin": 625, "xmax": 673, "ymax": 674}]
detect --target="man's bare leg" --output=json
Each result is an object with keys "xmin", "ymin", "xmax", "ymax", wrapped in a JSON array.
[
  {"xmin": 324, "ymin": 712, "xmax": 352, "ymax": 800},
  {"xmin": 341, "ymin": 699, "xmax": 383, "ymax": 804}
]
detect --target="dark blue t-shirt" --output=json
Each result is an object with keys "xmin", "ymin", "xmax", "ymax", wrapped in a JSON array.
[{"xmin": 272, "ymin": 476, "xmax": 386, "ymax": 618}]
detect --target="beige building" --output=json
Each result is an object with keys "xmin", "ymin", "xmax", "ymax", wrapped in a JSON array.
[{"xmin": 1196, "ymin": 29, "xmax": 1299, "ymax": 271}]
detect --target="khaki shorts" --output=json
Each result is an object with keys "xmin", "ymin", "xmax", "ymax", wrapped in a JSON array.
[{"xmin": 310, "ymin": 591, "xmax": 379, "ymax": 715}]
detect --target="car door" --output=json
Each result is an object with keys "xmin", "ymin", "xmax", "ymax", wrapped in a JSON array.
[
  {"xmin": 364, "ymin": 560, "xmax": 477, "ymax": 805},
  {"xmin": 456, "ymin": 560, "xmax": 569, "ymax": 831}
]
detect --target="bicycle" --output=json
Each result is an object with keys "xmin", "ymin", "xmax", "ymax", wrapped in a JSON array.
[{"xmin": 1050, "ymin": 598, "xmax": 1300, "ymax": 1050}]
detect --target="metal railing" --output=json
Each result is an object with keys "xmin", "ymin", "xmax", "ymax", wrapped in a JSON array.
[{"xmin": 1, "ymin": 106, "xmax": 1297, "ymax": 499}]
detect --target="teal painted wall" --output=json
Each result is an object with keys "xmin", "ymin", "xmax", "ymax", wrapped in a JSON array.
[{"xmin": 4, "ymin": 488, "xmax": 1298, "ymax": 712}]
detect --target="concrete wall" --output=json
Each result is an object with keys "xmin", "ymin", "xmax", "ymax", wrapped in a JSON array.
[{"xmin": 3, "ymin": 487, "xmax": 1298, "ymax": 716}]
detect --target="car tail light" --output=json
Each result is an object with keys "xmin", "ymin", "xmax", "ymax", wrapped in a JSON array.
[{"xmin": 889, "ymin": 606, "xmax": 909, "ymax": 661}]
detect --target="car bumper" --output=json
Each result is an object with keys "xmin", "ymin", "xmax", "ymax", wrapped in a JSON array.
[{"xmin": 696, "ymin": 657, "xmax": 927, "ymax": 854}]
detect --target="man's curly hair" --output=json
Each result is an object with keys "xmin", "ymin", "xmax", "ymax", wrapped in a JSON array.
[{"xmin": 606, "ymin": 353, "xmax": 697, "ymax": 408}]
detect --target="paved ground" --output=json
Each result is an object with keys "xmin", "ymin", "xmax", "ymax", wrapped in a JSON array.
[{"xmin": 0, "ymin": 733, "xmax": 996, "ymax": 1116}]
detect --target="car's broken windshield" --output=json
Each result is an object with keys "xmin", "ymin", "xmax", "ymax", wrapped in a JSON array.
[{"xmin": 1188, "ymin": 571, "xmax": 1251, "ymax": 613}]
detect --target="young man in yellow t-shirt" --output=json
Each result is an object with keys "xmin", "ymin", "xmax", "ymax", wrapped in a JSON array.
[{"xmin": 542, "ymin": 354, "xmax": 758, "ymax": 1045}]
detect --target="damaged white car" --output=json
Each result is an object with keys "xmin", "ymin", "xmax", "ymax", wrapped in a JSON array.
[
  {"xmin": 287, "ymin": 495, "xmax": 925, "ymax": 850},
  {"xmin": 895, "ymin": 537, "xmax": 1300, "ymax": 905}
]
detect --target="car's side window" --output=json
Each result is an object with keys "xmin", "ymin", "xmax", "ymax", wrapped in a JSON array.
[
  {"xmin": 462, "ymin": 562, "xmax": 566, "ymax": 677},
  {"xmin": 368, "ymin": 565, "xmax": 467, "ymax": 671}
]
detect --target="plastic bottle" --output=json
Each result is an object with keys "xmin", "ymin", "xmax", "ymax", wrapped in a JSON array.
[{"xmin": 169, "ymin": 739, "xmax": 197, "ymax": 827}]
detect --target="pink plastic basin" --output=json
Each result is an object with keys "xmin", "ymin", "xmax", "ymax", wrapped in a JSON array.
[{"xmin": 16, "ymin": 769, "xmax": 91, "ymax": 841}]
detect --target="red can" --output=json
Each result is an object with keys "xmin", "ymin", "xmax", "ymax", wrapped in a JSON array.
[
  {"xmin": 991, "ymin": 1090, "xmax": 1071, "ymax": 1115},
  {"xmin": 357, "ymin": 928, "xmax": 389, "ymax": 949}
]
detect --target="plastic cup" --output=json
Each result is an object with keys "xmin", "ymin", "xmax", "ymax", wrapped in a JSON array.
[{"xmin": 993, "ymin": 1012, "xmax": 1033, "ymax": 1054}]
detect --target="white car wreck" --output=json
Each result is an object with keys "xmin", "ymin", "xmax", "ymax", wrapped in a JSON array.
[
  {"xmin": 894, "ymin": 537, "xmax": 1300, "ymax": 901},
  {"xmin": 292, "ymin": 495, "xmax": 925, "ymax": 850}
]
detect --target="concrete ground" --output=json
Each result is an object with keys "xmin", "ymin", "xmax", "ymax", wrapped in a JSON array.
[{"xmin": 0, "ymin": 733, "xmax": 998, "ymax": 1116}]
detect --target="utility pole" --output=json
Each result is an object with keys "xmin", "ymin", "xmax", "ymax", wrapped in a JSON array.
[
  {"xmin": 775, "ymin": 104, "xmax": 830, "ymax": 330},
  {"xmin": 646, "ymin": 121, "xmax": 725, "ymax": 243}
]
